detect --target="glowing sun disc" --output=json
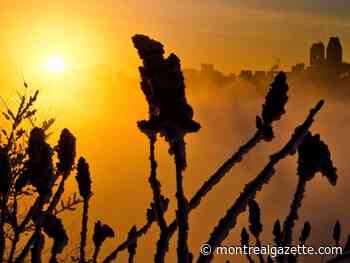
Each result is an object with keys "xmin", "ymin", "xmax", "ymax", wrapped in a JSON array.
[{"xmin": 46, "ymin": 56, "xmax": 65, "ymax": 74}]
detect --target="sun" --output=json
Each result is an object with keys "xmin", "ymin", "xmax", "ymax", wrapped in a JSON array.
[{"xmin": 46, "ymin": 56, "xmax": 65, "ymax": 74}]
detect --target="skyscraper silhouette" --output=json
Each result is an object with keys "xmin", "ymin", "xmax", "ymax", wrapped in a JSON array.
[
  {"xmin": 327, "ymin": 37, "xmax": 343, "ymax": 66},
  {"xmin": 310, "ymin": 42, "xmax": 325, "ymax": 67}
]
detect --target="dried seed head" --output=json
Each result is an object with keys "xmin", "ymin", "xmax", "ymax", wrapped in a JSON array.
[
  {"xmin": 93, "ymin": 221, "xmax": 115, "ymax": 248},
  {"xmin": 56, "ymin": 128, "xmax": 76, "ymax": 174},
  {"xmin": 76, "ymin": 157, "xmax": 92, "ymax": 199},
  {"xmin": 258, "ymin": 72, "xmax": 289, "ymax": 140},
  {"xmin": 0, "ymin": 148, "xmax": 10, "ymax": 195},
  {"xmin": 299, "ymin": 221, "xmax": 312, "ymax": 243},
  {"xmin": 27, "ymin": 127, "xmax": 54, "ymax": 196},
  {"xmin": 248, "ymin": 200, "xmax": 263, "ymax": 238},
  {"xmin": 297, "ymin": 132, "xmax": 337, "ymax": 185},
  {"xmin": 132, "ymin": 34, "xmax": 200, "ymax": 161},
  {"xmin": 262, "ymin": 72, "xmax": 289, "ymax": 123}
]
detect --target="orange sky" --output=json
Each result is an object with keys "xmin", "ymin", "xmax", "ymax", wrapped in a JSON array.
[
  {"xmin": 0, "ymin": 0, "xmax": 350, "ymax": 77},
  {"xmin": 0, "ymin": 2, "xmax": 350, "ymax": 262}
]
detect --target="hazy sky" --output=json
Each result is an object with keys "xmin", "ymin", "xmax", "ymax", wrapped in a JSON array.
[
  {"xmin": 1, "ymin": 0, "xmax": 350, "ymax": 75},
  {"xmin": 1, "ymin": 2, "xmax": 349, "ymax": 262}
]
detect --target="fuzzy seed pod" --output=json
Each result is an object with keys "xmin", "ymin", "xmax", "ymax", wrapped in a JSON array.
[
  {"xmin": 56, "ymin": 129, "xmax": 76, "ymax": 174},
  {"xmin": 261, "ymin": 72, "xmax": 289, "ymax": 124},
  {"xmin": 299, "ymin": 221, "xmax": 312, "ymax": 243},
  {"xmin": 93, "ymin": 221, "xmax": 115, "ymax": 249},
  {"xmin": 27, "ymin": 127, "xmax": 54, "ymax": 196},
  {"xmin": 297, "ymin": 132, "xmax": 337, "ymax": 185},
  {"xmin": 257, "ymin": 71, "xmax": 288, "ymax": 141},
  {"xmin": 76, "ymin": 157, "xmax": 92, "ymax": 199},
  {"xmin": 132, "ymin": 34, "xmax": 200, "ymax": 164}
]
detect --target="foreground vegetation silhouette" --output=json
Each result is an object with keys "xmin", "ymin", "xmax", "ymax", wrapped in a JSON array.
[{"xmin": 0, "ymin": 35, "xmax": 348, "ymax": 263}]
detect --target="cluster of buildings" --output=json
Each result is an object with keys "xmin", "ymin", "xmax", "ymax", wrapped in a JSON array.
[
  {"xmin": 184, "ymin": 36, "xmax": 350, "ymax": 87},
  {"xmin": 292, "ymin": 37, "xmax": 350, "ymax": 75}
]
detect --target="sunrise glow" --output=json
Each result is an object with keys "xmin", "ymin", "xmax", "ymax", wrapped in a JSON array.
[{"xmin": 45, "ymin": 56, "xmax": 65, "ymax": 74}]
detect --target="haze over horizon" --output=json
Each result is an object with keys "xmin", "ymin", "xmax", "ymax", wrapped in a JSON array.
[{"xmin": 0, "ymin": 0, "xmax": 350, "ymax": 77}]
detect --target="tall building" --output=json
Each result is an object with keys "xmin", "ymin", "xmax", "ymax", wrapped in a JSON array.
[
  {"xmin": 310, "ymin": 42, "xmax": 325, "ymax": 67},
  {"xmin": 327, "ymin": 37, "xmax": 343, "ymax": 66}
]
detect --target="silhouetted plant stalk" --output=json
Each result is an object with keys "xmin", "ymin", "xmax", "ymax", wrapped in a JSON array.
[
  {"xmin": 80, "ymin": 204, "xmax": 90, "ymax": 261},
  {"xmin": 154, "ymin": 72, "xmax": 290, "ymax": 259},
  {"xmin": 197, "ymin": 100, "xmax": 324, "ymax": 263},
  {"xmin": 282, "ymin": 132, "xmax": 337, "ymax": 250},
  {"xmin": 281, "ymin": 178, "xmax": 306, "ymax": 249},
  {"xmin": 76, "ymin": 157, "xmax": 92, "ymax": 263},
  {"xmin": 102, "ymin": 206, "xmax": 155, "ymax": 262},
  {"xmin": 147, "ymin": 136, "xmax": 172, "ymax": 263},
  {"xmin": 132, "ymin": 34, "xmax": 202, "ymax": 263},
  {"xmin": 148, "ymin": 137, "xmax": 168, "ymax": 232},
  {"xmin": 14, "ymin": 128, "xmax": 76, "ymax": 262},
  {"xmin": 0, "ymin": 148, "xmax": 10, "ymax": 262},
  {"xmin": 92, "ymin": 221, "xmax": 115, "ymax": 263},
  {"xmin": 8, "ymin": 192, "xmax": 19, "ymax": 262},
  {"xmin": 31, "ymin": 232, "xmax": 45, "ymax": 263},
  {"xmin": 0, "ymin": 86, "xmax": 39, "ymax": 262},
  {"xmin": 127, "ymin": 226, "xmax": 138, "ymax": 263},
  {"xmin": 42, "ymin": 213, "xmax": 69, "ymax": 263},
  {"xmin": 104, "ymin": 37, "xmax": 290, "ymax": 262},
  {"xmin": 173, "ymin": 140, "xmax": 192, "ymax": 263},
  {"xmin": 8, "ymin": 113, "xmax": 55, "ymax": 262}
]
